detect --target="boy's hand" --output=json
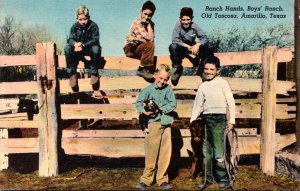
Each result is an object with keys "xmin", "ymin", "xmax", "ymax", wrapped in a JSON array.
[
  {"xmin": 143, "ymin": 128, "xmax": 149, "ymax": 135},
  {"xmin": 126, "ymin": 35, "xmax": 135, "ymax": 42},
  {"xmin": 143, "ymin": 111, "xmax": 154, "ymax": 116},
  {"xmin": 227, "ymin": 123, "xmax": 234, "ymax": 130},
  {"xmin": 190, "ymin": 43, "xmax": 200, "ymax": 55},
  {"xmin": 74, "ymin": 42, "xmax": 83, "ymax": 52}
]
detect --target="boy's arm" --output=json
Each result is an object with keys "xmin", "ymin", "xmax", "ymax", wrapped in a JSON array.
[
  {"xmin": 135, "ymin": 89, "xmax": 147, "ymax": 114},
  {"xmin": 160, "ymin": 86, "xmax": 176, "ymax": 113},
  {"xmin": 82, "ymin": 23, "xmax": 100, "ymax": 48},
  {"xmin": 223, "ymin": 80, "xmax": 236, "ymax": 125},
  {"xmin": 128, "ymin": 20, "xmax": 153, "ymax": 43},
  {"xmin": 171, "ymin": 22, "xmax": 185, "ymax": 47},
  {"xmin": 190, "ymin": 85, "xmax": 204, "ymax": 123},
  {"xmin": 67, "ymin": 24, "xmax": 77, "ymax": 46},
  {"xmin": 194, "ymin": 24, "xmax": 208, "ymax": 46}
]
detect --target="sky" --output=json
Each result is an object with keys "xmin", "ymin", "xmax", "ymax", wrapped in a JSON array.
[{"xmin": 0, "ymin": 0, "xmax": 294, "ymax": 56}]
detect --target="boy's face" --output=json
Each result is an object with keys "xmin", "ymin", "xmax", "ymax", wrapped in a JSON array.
[
  {"xmin": 202, "ymin": 63, "xmax": 220, "ymax": 81},
  {"xmin": 140, "ymin": 9, "xmax": 153, "ymax": 22},
  {"xmin": 154, "ymin": 70, "xmax": 170, "ymax": 88},
  {"xmin": 180, "ymin": 16, "xmax": 192, "ymax": 29},
  {"xmin": 77, "ymin": 14, "xmax": 89, "ymax": 27}
]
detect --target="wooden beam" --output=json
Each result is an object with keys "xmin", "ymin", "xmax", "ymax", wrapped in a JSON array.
[
  {"xmin": 0, "ymin": 48, "xmax": 292, "ymax": 68},
  {"xmin": 0, "ymin": 133, "xmax": 294, "ymax": 156},
  {"xmin": 0, "ymin": 55, "xmax": 36, "ymax": 67},
  {"xmin": 57, "ymin": 77, "xmax": 293, "ymax": 94},
  {"xmin": 62, "ymin": 128, "xmax": 257, "ymax": 138},
  {"xmin": 60, "ymin": 101, "xmax": 295, "ymax": 120},
  {"xmin": 295, "ymin": 0, "xmax": 300, "ymax": 152},
  {"xmin": 36, "ymin": 43, "xmax": 58, "ymax": 177},
  {"xmin": 0, "ymin": 121, "xmax": 38, "ymax": 129},
  {"xmin": 0, "ymin": 138, "xmax": 38, "ymax": 153},
  {"xmin": 0, "ymin": 129, "xmax": 9, "ymax": 170},
  {"xmin": 61, "ymin": 133, "xmax": 296, "ymax": 157},
  {"xmin": 0, "ymin": 76, "xmax": 294, "ymax": 95},
  {"xmin": 260, "ymin": 46, "xmax": 277, "ymax": 176},
  {"xmin": 0, "ymin": 113, "xmax": 38, "ymax": 121}
]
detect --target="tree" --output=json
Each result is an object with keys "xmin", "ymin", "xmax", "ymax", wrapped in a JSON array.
[
  {"xmin": 208, "ymin": 24, "xmax": 293, "ymax": 78},
  {"xmin": 0, "ymin": 15, "xmax": 62, "ymax": 81}
]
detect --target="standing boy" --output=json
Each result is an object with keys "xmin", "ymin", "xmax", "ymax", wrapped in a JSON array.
[
  {"xmin": 135, "ymin": 64, "xmax": 176, "ymax": 190},
  {"xmin": 64, "ymin": 5, "xmax": 101, "ymax": 92},
  {"xmin": 124, "ymin": 1, "xmax": 156, "ymax": 82},
  {"xmin": 169, "ymin": 7, "xmax": 213, "ymax": 85},
  {"xmin": 190, "ymin": 55, "xmax": 235, "ymax": 189}
]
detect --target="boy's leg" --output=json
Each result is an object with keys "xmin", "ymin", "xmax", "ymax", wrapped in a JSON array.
[
  {"xmin": 134, "ymin": 42, "xmax": 155, "ymax": 81},
  {"xmin": 169, "ymin": 44, "xmax": 186, "ymax": 85},
  {"xmin": 135, "ymin": 41, "xmax": 155, "ymax": 67},
  {"xmin": 140, "ymin": 122, "xmax": 163, "ymax": 186},
  {"xmin": 156, "ymin": 126, "xmax": 172, "ymax": 186},
  {"xmin": 64, "ymin": 44, "xmax": 80, "ymax": 92},
  {"xmin": 208, "ymin": 114, "xmax": 228, "ymax": 184},
  {"xmin": 87, "ymin": 45, "xmax": 101, "ymax": 90},
  {"xmin": 202, "ymin": 116, "xmax": 214, "ymax": 184},
  {"xmin": 195, "ymin": 41, "xmax": 215, "ymax": 75},
  {"xmin": 169, "ymin": 43, "xmax": 187, "ymax": 68}
]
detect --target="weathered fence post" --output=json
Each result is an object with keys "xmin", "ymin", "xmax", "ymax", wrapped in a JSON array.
[
  {"xmin": 0, "ymin": 129, "xmax": 8, "ymax": 170},
  {"xmin": 36, "ymin": 43, "xmax": 58, "ymax": 176},
  {"xmin": 260, "ymin": 46, "xmax": 277, "ymax": 175}
]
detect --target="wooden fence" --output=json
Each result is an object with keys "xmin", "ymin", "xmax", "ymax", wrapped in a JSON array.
[{"xmin": 0, "ymin": 43, "xmax": 296, "ymax": 177}]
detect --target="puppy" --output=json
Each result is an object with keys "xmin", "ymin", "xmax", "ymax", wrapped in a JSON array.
[{"xmin": 188, "ymin": 119, "xmax": 204, "ymax": 179}]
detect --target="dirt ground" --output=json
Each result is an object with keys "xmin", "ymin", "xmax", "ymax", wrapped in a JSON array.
[{"xmin": 0, "ymin": 155, "xmax": 299, "ymax": 190}]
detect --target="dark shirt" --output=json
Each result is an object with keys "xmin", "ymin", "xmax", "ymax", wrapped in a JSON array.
[{"xmin": 67, "ymin": 20, "xmax": 100, "ymax": 48}]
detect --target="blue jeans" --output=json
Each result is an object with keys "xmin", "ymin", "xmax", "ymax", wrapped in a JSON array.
[
  {"xmin": 168, "ymin": 42, "xmax": 214, "ymax": 69},
  {"xmin": 202, "ymin": 114, "xmax": 228, "ymax": 183},
  {"xmin": 64, "ymin": 44, "xmax": 101, "ymax": 76}
]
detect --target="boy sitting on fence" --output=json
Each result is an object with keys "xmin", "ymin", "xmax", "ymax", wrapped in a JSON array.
[
  {"xmin": 169, "ymin": 7, "xmax": 214, "ymax": 85},
  {"xmin": 64, "ymin": 5, "xmax": 101, "ymax": 92},
  {"xmin": 123, "ymin": 1, "xmax": 156, "ymax": 82},
  {"xmin": 135, "ymin": 64, "xmax": 176, "ymax": 190},
  {"xmin": 190, "ymin": 55, "xmax": 236, "ymax": 189}
]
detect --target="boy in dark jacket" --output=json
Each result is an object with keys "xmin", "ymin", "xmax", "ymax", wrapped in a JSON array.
[{"xmin": 64, "ymin": 5, "xmax": 101, "ymax": 92}]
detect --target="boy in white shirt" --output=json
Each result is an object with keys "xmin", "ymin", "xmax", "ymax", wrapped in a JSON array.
[{"xmin": 190, "ymin": 55, "xmax": 235, "ymax": 189}]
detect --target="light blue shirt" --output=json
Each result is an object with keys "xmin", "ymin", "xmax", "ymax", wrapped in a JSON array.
[
  {"xmin": 135, "ymin": 83, "xmax": 176, "ymax": 125},
  {"xmin": 171, "ymin": 21, "xmax": 208, "ymax": 46}
]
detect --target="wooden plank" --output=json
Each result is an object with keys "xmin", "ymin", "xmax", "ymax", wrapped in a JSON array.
[
  {"xmin": 0, "ymin": 76, "xmax": 294, "ymax": 95},
  {"xmin": 0, "ymin": 99, "xmax": 19, "ymax": 111},
  {"xmin": 0, "ymin": 129, "xmax": 9, "ymax": 170},
  {"xmin": 0, "ymin": 113, "xmax": 38, "ymax": 121},
  {"xmin": 56, "ymin": 77, "xmax": 294, "ymax": 94},
  {"xmin": 60, "ymin": 102, "xmax": 295, "ymax": 120},
  {"xmin": 61, "ymin": 133, "xmax": 296, "ymax": 157},
  {"xmin": 295, "ymin": 0, "xmax": 300, "ymax": 159},
  {"xmin": 0, "ymin": 121, "xmax": 38, "ymax": 128},
  {"xmin": 0, "ymin": 133, "xmax": 294, "ymax": 156},
  {"xmin": 0, "ymin": 81, "xmax": 37, "ymax": 94},
  {"xmin": 0, "ymin": 138, "xmax": 38, "ymax": 153},
  {"xmin": 36, "ymin": 43, "xmax": 58, "ymax": 177},
  {"xmin": 260, "ymin": 46, "xmax": 277, "ymax": 175},
  {"xmin": 62, "ymin": 137, "xmax": 192, "ymax": 157},
  {"xmin": 0, "ymin": 55, "xmax": 36, "ymax": 67},
  {"xmin": 0, "ymin": 48, "xmax": 292, "ymax": 68},
  {"xmin": 59, "ymin": 93, "xmax": 295, "ymax": 105},
  {"xmin": 62, "ymin": 128, "xmax": 257, "ymax": 138}
]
